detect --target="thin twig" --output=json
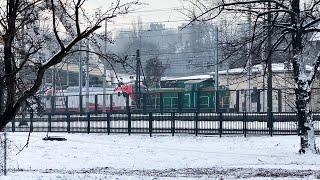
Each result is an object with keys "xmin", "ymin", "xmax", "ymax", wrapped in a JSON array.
[{"xmin": 16, "ymin": 131, "xmax": 31, "ymax": 155}]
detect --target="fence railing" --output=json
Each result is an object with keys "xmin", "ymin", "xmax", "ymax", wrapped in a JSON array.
[{"xmin": 6, "ymin": 112, "xmax": 320, "ymax": 136}]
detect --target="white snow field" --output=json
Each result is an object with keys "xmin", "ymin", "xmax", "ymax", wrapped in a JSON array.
[{"xmin": 1, "ymin": 132, "xmax": 320, "ymax": 179}]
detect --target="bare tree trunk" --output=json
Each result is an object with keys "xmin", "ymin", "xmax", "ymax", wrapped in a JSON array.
[
  {"xmin": 290, "ymin": 0, "xmax": 316, "ymax": 153},
  {"xmin": 0, "ymin": 0, "xmax": 17, "ymax": 131},
  {"xmin": 295, "ymin": 74, "xmax": 316, "ymax": 153},
  {"xmin": 0, "ymin": 87, "xmax": 3, "ymax": 113},
  {"xmin": 292, "ymin": 51, "xmax": 316, "ymax": 153}
]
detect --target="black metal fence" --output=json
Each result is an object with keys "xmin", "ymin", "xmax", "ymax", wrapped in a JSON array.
[{"xmin": 7, "ymin": 112, "xmax": 320, "ymax": 136}]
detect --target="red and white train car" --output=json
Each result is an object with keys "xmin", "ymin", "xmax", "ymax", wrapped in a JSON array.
[{"xmin": 45, "ymin": 85, "xmax": 135, "ymax": 112}]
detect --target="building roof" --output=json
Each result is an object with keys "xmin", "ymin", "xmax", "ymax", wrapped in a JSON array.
[
  {"xmin": 184, "ymin": 79, "xmax": 208, "ymax": 84},
  {"xmin": 161, "ymin": 63, "xmax": 318, "ymax": 81},
  {"xmin": 161, "ymin": 75, "xmax": 212, "ymax": 81},
  {"xmin": 210, "ymin": 63, "xmax": 316, "ymax": 75}
]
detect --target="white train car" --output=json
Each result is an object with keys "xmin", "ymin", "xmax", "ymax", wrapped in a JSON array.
[{"xmin": 45, "ymin": 86, "xmax": 133, "ymax": 112}]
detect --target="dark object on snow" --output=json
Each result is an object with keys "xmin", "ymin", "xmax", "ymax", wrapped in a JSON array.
[{"xmin": 42, "ymin": 136, "xmax": 67, "ymax": 141}]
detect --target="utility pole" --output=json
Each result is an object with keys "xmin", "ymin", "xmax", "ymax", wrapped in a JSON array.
[
  {"xmin": 136, "ymin": 49, "xmax": 141, "ymax": 109},
  {"xmin": 138, "ymin": 19, "xmax": 142, "ymax": 110},
  {"xmin": 215, "ymin": 26, "xmax": 219, "ymax": 112},
  {"xmin": 85, "ymin": 39, "xmax": 90, "ymax": 113},
  {"xmin": 261, "ymin": 43, "xmax": 266, "ymax": 112},
  {"xmin": 102, "ymin": 19, "xmax": 107, "ymax": 113},
  {"xmin": 79, "ymin": 41, "xmax": 83, "ymax": 112},
  {"xmin": 66, "ymin": 60, "xmax": 69, "ymax": 87},
  {"xmin": 66, "ymin": 31, "xmax": 69, "ymax": 87},
  {"xmin": 267, "ymin": 1, "xmax": 273, "ymax": 131},
  {"xmin": 52, "ymin": 66, "xmax": 56, "ymax": 94},
  {"xmin": 51, "ymin": 65, "xmax": 56, "ymax": 112},
  {"xmin": 247, "ymin": 5, "xmax": 252, "ymax": 112},
  {"xmin": 39, "ymin": 53, "xmax": 46, "ymax": 108}
]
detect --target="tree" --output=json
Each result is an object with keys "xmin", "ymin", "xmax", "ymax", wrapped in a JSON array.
[
  {"xmin": 145, "ymin": 57, "xmax": 166, "ymax": 88},
  {"xmin": 0, "ymin": 0, "xmax": 139, "ymax": 130},
  {"xmin": 185, "ymin": 0, "xmax": 320, "ymax": 153}
]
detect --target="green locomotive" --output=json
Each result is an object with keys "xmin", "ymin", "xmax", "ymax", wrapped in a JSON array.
[{"xmin": 146, "ymin": 78, "xmax": 231, "ymax": 112}]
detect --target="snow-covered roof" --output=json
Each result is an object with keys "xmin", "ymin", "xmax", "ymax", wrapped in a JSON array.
[
  {"xmin": 213, "ymin": 63, "xmax": 318, "ymax": 75},
  {"xmin": 213, "ymin": 63, "xmax": 292, "ymax": 75},
  {"xmin": 161, "ymin": 74, "xmax": 212, "ymax": 81},
  {"xmin": 162, "ymin": 63, "xmax": 316, "ymax": 81}
]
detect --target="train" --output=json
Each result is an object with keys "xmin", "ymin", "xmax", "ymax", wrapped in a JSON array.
[
  {"xmin": 44, "ymin": 77, "xmax": 231, "ymax": 112},
  {"xmin": 44, "ymin": 86, "xmax": 133, "ymax": 112},
  {"xmin": 146, "ymin": 78, "xmax": 230, "ymax": 111}
]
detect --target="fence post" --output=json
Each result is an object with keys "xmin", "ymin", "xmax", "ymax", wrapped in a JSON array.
[
  {"xmin": 278, "ymin": 90, "xmax": 282, "ymax": 112},
  {"xmin": 196, "ymin": 91, "xmax": 200, "ymax": 112},
  {"xmin": 87, "ymin": 113, "xmax": 90, "ymax": 134},
  {"xmin": 67, "ymin": 114, "xmax": 70, "ymax": 133},
  {"xmin": 12, "ymin": 117, "xmax": 15, "ymax": 132},
  {"xmin": 126, "ymin": 93, "xmax": 130, "ymax": 112},
  {"xmin": 50, "ymin": 95, "xmax": 56, "ymax": 113},
  {"xmin": 178, "ymin": 92, "xmax": 183, "ymax": 113},
  {"xmin": 171, "ymin": 112, "xmax": 175, "ymax": 136},
  {"xmin": 149, "ymin": 112, "xmax": 153, "ymax": 137},
  {"xmin": 48, "ymin": 113, "xmax": 52, "ymax": 132},
  {"xmin": 257, "ymin": 91, "xmax": 261, "ymax": 112},
  {"xmin": 195, "ymin": 112, "xmax": 198, "ymax": 136},
  {"xmin": 243, "ymin": 112, "xmax": 247, "ymax": 137},
  {"xmin": 236, "ymin": 90, "xmax": 240, "ymax": 112},
  {"xmin": 143, "ymin": 93, "xmax": 147, "ymax": 113},
  {"xmin": 216, "ymin": 90, "xmax": 220, "ymax": 113},
  {"xmin": 65, "ymin": 96, "xmax": 69, "ymax": 113},
  {"xmin": 107, "ymin": 113, "xmax": 111, "ymax": 135},
  {"xmin": 268, "ymin": 111, "xmax": 273, "ymax": 137},
  {"xmin": 66, "ymin": 96, "xmax": 70, "ymax": 133},
  {"xmin": 30, "ymin": 112, "xmax": 34, "ymax": 133},
  {"xmin": 219, "ymin": 112, "xmax": 223, "ymax": 137},
  {"xmin": 94, "ymin": 95, "xmax": 98, "ymax": 114},
  {"xmin": 160, "ymin": 93, "xmax": 163, "ymax": 113},
  {"xmin": 128, "ymin": 111, "xmax": 131, "ymax": 135},
  {"xmin": 79, "ymin": 95, "xmax": 83, "ymax": 116},
  {"xmin": 110, "ymin": 94, "xmax": 113, "ymax": 112}
]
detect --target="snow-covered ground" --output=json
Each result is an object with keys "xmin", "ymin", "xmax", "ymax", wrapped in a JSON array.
[{"xmin": 1, "ymin": 133, "xmax": 320, "ymax": 179}]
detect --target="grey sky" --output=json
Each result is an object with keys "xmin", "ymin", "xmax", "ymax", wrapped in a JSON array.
[{"xmin": 86, "ymin": 0, "xmax": 188, "ymax": 30}]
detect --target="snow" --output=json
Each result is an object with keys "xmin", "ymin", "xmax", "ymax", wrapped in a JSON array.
[
  {"xmin": 1, "ymin": 133, "xmax": 320, "ymax": 179},
  {"xmin": 217, "ymin": 63, "xmax": 317, "ymax": 75},
  {"xmin": 161, "ymin": 75, "xmax": 212, "ymax": 81},
  {"xmin": 161, "ymin": 63, "xmax": 319, "ymax": 82}
]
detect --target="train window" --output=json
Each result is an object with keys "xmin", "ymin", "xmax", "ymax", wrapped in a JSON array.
[{"xmin": 185, "ymin": 84, "xmax": 192, "ymax": 91}]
